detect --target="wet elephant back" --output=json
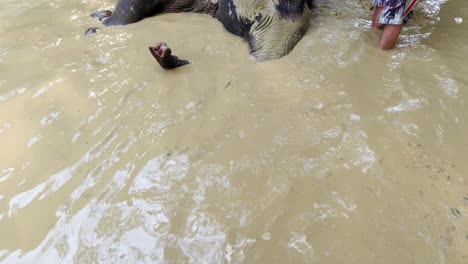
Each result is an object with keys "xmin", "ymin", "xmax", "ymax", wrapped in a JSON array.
[
  {"xmin": 105, "ymin": 0, "xmax": 162, "ymax": 25},
  {"xmin": 217, "ymin": 0, "xmax": 261, "ymax": 38},
  {"xmin": 162, "ymin": 0, "xmax": 218, "ymax": 14},
  {"xmin": 217, "ymin": 0, "xmax": 311, "ymax": 60}
]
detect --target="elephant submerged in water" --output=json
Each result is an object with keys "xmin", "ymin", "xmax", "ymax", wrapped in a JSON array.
[{"xmin": 88, "ymin": 0, "xmax": 314, "ymax": 69}]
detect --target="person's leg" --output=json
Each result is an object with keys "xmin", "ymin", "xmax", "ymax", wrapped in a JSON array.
[
  {"xmin": 372, "ymin": 7, "xmax": 384, "ymax": 29},
  {"xmin": 374, "ymin": 0, "xmax": 409, "ymax": 50},
  {"xmin": 380, "ymin": 24, "xmax": 404, "ymax": 50}
]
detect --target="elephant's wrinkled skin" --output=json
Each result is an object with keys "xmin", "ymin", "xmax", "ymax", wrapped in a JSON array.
[{"xmin": 89, "ymin": 0, "xmax": 314, "ymax": 69}]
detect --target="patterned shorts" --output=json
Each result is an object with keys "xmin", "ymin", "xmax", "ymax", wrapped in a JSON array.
[{"xmin": 373, "ymin": 0, "xmax": 420, "ymax": 25}]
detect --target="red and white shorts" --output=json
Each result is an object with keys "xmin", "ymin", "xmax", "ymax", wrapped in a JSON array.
[{"xmin": 373, "ymin": 0, "xmax": 420, "ymax": 25}]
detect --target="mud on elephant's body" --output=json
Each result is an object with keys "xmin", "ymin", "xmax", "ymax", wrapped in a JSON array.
[{"xmin": 89, "ymin": 0, "xmax": 314, "ymax": 69}]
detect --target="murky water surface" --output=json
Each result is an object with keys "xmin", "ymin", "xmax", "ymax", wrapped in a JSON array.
[{"xmin": 1, "ymin": 0, "xmax": 467, "ymax": 263}]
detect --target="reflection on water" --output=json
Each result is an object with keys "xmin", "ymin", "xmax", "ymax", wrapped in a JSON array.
[{"xmin": 1, "ymin": 0, "xmax": 468, "ymax": 263}]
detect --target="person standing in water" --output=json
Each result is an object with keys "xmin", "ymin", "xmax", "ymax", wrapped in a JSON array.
[{"xmin": 371, "ymin": 0, "xmax": 420, "ymax": 49}]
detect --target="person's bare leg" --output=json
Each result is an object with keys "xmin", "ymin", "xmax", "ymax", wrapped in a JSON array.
[
  {"xmin": 380, "ymin": 24, "xmax": 404, "ymax": 50},
  {"xmin": 372, "ymin": 7, "xmax": 384, "ymax": 29}
]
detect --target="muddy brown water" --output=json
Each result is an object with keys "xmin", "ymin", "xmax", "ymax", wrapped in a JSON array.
[{"xmin": 0, "ymin": 0, "xmax": 467, "ymax": 263}]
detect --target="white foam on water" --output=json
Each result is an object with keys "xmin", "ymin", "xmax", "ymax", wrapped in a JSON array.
[
  {"xmin": 33, "ymin": 79, "xmax": 63, "ymax": 98},
  {"xmin": 40, "ymin": 112, "xmax": 63, "ymax": 126},
  {"xmin": 26, "ymin": 134, "xmax": 42, "ymax": 147},
  {"xmin": 288, "ymin": 233, "xmax": 314, "ymax": 258}
]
